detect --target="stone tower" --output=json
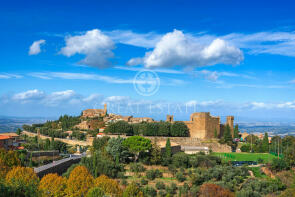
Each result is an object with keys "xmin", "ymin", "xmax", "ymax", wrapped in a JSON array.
[
  {"xmin": 185, "ymin": 112, "xmax": 220, "ymax": 139},
  {"xmin": 166, "ymin": 115, "xmax": 174, "ymax": 123},
  {"xmin": 104, "ymin": 103, "xmax": 107, "ymax": 115},
  {"xmin": 226, "ymin": 116, "xmax": 234, "ymax": 136}
]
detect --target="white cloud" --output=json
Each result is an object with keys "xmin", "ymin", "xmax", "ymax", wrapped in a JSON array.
[
  {"xmin": 0, "ymin": 74, "xmax": 23, "ymax": 79},
  {"xmin": 82, "ymin": 94, "xmax": 102, "ymax": 102},
  {"xmin": 28, "ymin": 71, "xmax": 186, "ymax": 86},
  {"xmin": 127, "ymin": 29, "xmax": 243, "ymax": 68},
  {"xmin": 60, "ymin": 29, "xmax": 114, "ymax": 68},
  {"xmin": 222, "ymin": 31, "xmax": 295, "ymax": 56},
  {"xmin": 11, "ymin": 89, "xmax": 79, "ymax": 106},
  {"xmin": 106, "ymin": 30, "xmax": 161, "ymax": 48},
  {"xmin": 114, "ymin": 66, "xmax": 184, "ymax": 74},
  {"xmin": 103, "ymin": 96, "xmax": 130, "ymax": 103},
  {"xmin": 193, "ymin": 70, "xmax": 254, "ymax": 82},
  {"xmin": 29, "ymin": 40, "xmax": 46, "ymax": 55},
  {"xmin": 29, "ymin": 72, "xmax": 133, "ymax": 84},
  {"xmin": 12, "ymin": 89, "xmax": 45, "ymax": 103},
  {"xmin": 42, "ymin": 90, "xmax": 77, "ymax": 106}
]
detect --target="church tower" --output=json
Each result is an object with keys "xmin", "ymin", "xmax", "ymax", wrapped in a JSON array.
[{"xmin": 104, "ymin": 103, "xmax": 107, "ymax": 115}]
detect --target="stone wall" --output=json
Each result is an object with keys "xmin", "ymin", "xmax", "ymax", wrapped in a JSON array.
[
  {"xmin": 22, "ymin": 131, "xmax": 92, "ymax": 146},
  {"xmin": 144, "ymin": 136, "xmax": 231, "ymax": 153},
  {"xmin": 23, "ymin": 131, "xmax": 231, "ymax": 153}
]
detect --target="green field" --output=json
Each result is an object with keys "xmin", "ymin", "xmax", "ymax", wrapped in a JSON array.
[{"xmin": 212, "ymin": 152, "xmax": 277, "ymax": 163}]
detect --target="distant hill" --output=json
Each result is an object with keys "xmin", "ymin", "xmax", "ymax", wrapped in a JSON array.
[{"xmin": 0, "ymin": 116, "xmax": 55, "ymax": 133}]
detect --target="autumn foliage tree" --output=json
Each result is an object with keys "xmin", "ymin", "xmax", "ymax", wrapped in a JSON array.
[
  {"xmin": 38, "ymin": 173, "xmax": 66, "ymax": 197},
  {"xmin": 199, "ymin": 183, "xmax": 234, "ymax": 197},
  {"xmin": 5, "ymin": 166, "xmax": 39, "ymax": 196},
  {"xmin": 0, "ymin": 149, "xmax": 20, "ymax": 167},
  {"xmin": 94, "ymin": 175, "xmax": 122, "ymax": 196},
  {"xmin": 123, "ymin": 182, "xmax": 144, "ymax": 197},
  {"xmin": 86, "ymin": 187, "xmax": 105, "ymax": 197},
  {"xmin": 66, "ymin": 165, "xmax": 94, "ymax": 197}
]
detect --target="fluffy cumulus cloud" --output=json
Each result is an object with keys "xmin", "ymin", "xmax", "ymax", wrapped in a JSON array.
[
  {"xmin": 60, "ymin": 29, "xmax": 115, "ymax": 68},
  {"xmin": 29, "ymin": 40, "xmax": 46, "ymax": 55},
  {"xmin": 12, "ymin": 89, "xmax": 45, "ymax": 103},
  {"xmin": 127, "ymin": 29, "xmax": 243, "ymax": 68}
]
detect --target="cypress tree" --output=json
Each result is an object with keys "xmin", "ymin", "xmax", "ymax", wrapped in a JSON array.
[
  {"xmin": 233, "ymin": 124, "xmax": 239, "ymax": 139},
  {"xmin": 262, "ymin": 132, "xmax": 269, "ymax": 153},
  {"xmin": 162, "ymin": 138, "xmax": 172, "ymax": 165},
  {"xmin": 224, "ymin": 125, "xmax": 232, "ymax": 143}
]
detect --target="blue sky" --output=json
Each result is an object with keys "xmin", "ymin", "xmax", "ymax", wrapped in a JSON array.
[{"xmin": 1, "ymin": 0, "xmax": 295, "ymax": 122}]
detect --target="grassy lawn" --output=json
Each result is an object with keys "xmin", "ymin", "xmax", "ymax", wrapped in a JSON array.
[{"xmin": 212, "ymin": 152, "xmax": 277, "ymax": 163}]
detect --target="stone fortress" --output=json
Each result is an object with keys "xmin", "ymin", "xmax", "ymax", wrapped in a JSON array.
[
  {"xmin": 166, "ymin": 113, "xmax": 234, "ymax": 139},
  {"xmin": 82, "ymin": 104, "xmax": 108, "ymax": 118},
  {"xmin": 79, "ymin": 104, "xmax": 235, "ymax": 140}
]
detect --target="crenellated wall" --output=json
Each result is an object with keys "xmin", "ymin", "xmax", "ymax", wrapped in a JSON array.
[{"xmin": 183, "ymin": 112, "xmax": 222, "ymax": 139}]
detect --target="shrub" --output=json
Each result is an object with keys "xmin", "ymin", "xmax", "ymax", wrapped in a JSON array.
[
  {"xmin": 271, "ymin": 158, "xmax": 288, "ymax": 172},
  {"xmin": 257, "ymin": 157, "xmax": 264, "ymax": 164},
  {"xmin": 146, "ymin": 169, "xmax": 163, "ymax": 180},
  {"xmin": 165, "ymin": 182, "xmax": 177, "ymax": 195},
  {"xmin": 143, "ymin": 186, "xmax": 157, "ymax": 197},
  {"xmin": 199, "ymin": 183, "xmax": 234, "ymax": 197},
  {"xmin": 168, "ymin": 164, "xmax": 177, "ymax": 176},
  {"xmin": 81, "ymin": 152, "xmax": 125, "ymax": 178},
  {"xmin": 158, "ymin": 190, "xmax": 166, "ymax": 197},
  {"xmin": 130, "ymin": 163, "xmax": 146, "ymax": 174},
  {"xmin": 172, "ymin": 152, "xmax": 190, "ymax": 168},
  {"xmin": 240, "ymin": 143, "xmax": 251, "ymax": 152},
  {"xmin": 155, "ymin": 181, "xmax": 165, "ymax": 190},
  {"xmin": 123, "ymin": 182, "xmax": 144, "ymax": 197},
  {"xmin": 94, "ymin": 175, "xmax": 122, "ymax": 196},
  {"xmin": 86, "ymin": 187, "xmax": 105, "ymax": 197},
  {"xmin": 140, "ymin": 178, "xmax": 148, "ymax": 186},
  {"xmin": 179, "ymin": 183, "xmax": 190, "ymax": 196},
  {"xmin": 189, "ymin": 185, "xmax": 200, "ymax": 196},
  {"xmin": 236, "ymin": 178, "xmax": 285, "ymax": 197},
  {"xmin": 176, "ymin": 171, "xmax": 186, "ymax": 182}
]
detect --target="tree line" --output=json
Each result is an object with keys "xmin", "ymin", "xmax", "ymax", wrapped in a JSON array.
[{"xmin": 104, "ymin": 121, "xmax": 190, "ymax": 137}]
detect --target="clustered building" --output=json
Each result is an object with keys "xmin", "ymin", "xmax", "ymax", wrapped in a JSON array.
[{"xmin": 79, "ymin": 105, "xmax": 235, "ymax": 140}]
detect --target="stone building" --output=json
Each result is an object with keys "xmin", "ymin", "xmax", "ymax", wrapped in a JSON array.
[
  {"xmin": 82, "ymin": 104, "xmax": 107, "ymax": 118},
  {"xmin": 170, "ymin": 112, "xmax": 234, "ymax": 139}
]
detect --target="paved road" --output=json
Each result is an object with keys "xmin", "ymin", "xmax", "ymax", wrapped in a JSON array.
[{"xmin": 34, "ymin": 154, "xmax": 84, "ymax": 174}]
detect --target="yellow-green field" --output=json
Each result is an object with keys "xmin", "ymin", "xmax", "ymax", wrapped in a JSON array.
[{"xmin": 212, "ymin": 152, "xmax": 277, "ymax": 163}]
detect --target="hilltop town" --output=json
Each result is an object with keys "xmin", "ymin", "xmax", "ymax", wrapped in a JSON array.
[{"xmin": 0, "ymin": 105, "xmax": 294, "ymax": 196}]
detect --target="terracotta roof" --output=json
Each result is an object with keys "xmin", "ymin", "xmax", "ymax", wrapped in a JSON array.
[
  {"xmin": 0, "ymin": 133, "xmax": 19, "ymax": 137},
  {"xmin": 0, "ymin": 136, "xmax": 12, "ymax": 140}
]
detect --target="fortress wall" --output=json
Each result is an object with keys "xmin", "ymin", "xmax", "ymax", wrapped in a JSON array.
[
  {"xmin": 205, "ymin": 116, "xmax": 220, "ymax": 139},
  {"xmin": 188, "ymin": 113, "xmax": 207, "ymax": 138},
  {"xmin": 23, "ymin": 131, "xmax": 231, "ymax": 153},
  {"xmin": 22, "ymin": 131, "xmax": 91, "ymax": 146},
  {"xmin": 145, "ymin": 136, "xmax": 231, "ymax": 152}
]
